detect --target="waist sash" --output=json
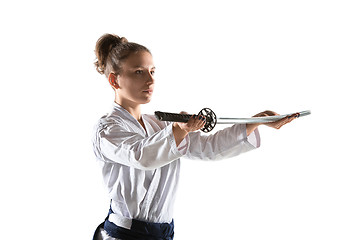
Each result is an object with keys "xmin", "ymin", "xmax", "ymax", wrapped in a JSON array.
[{"xmin": 102, "ymin": 207, "xmax": 174, "ymax": 240}]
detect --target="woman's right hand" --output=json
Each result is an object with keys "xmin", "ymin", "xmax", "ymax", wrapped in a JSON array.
[
  {"xmin": 172, "ymin": 112, "xmax": 206, "ymax": 146},
  {"xmin": 174, "ymin": 113, "xmax": 206, "ymax": 133}
]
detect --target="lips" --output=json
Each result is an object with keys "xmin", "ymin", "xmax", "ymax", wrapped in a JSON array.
[{"xmin": 143, "ymin": 89, "xmax": 153, "ymax": 94}]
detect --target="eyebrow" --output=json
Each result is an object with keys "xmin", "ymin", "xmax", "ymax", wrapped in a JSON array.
[{"xmin": 132, "ymin": 66, "xmax": 156, "ymax": 69}]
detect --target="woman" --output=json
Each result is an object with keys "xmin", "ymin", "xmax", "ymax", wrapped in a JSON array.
[{"xmin": 92, "ymin": 33, "xmax": 296, "ymax": 240}]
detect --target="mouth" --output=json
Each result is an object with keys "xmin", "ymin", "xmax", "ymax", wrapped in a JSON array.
[{"xmin": 143, "ymin": 89, "xmax": 153, "ymax": 94}]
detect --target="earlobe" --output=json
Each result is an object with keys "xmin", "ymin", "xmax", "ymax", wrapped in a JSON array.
[{"xmin": 108, "ymin": 73, "xmax": 119, "ymax": 89}]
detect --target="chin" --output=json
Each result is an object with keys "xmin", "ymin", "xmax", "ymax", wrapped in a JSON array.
[{"xmin": 140, "ymin": 98, "xmax": 152, "ymax": 104}]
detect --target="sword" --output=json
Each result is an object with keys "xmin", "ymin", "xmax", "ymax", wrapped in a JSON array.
[{"xmin": 154, "ymin": 108, "xmax": 311, "ymax": 133}]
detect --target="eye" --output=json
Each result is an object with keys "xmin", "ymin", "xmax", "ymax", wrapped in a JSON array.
[
  {"xmin": 135, "ymin": 70, "xmax": 143, "ymax": 74},
  {"xmin": 150, "ymin": 70, "xmax": 155, "ymax": 76}
]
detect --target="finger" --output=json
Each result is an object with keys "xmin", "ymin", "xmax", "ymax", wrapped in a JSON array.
[
  {"xmin": 287, "ymin": 113, "xmax": 298, "ymax": 119},
  {"xmin": 200, "ymin": 121, "xmax": 206, "ymax": 129},
  {"xmin": 262, "ymin": 110, "xmax": 279, "ymax": 116},
  {"xmin": 193, "ymin": 115, "xmax": 206, "ymax": 129},
  {"xmin": 275, "ymin": 120, "xmax": 288, "ymax": 129},
  {"xmin": 196, "ymin": 115, "xmax": 205, "ymax": 122},
  {"xmin": 202, "ymin": 116, "xmax": 207, "ymax": 123},
  {"xmin": 271, "ymin": 118, "xmax": 286, "ymax": 129},
  {"xmin": 253, "ymin": 112, "xmax": 268, "ymax": 117},
  {"xmin": 253, "ymin": 110, "xmax": 279, "ymax": 118},
  {"xmin": 196, "ymin": 117, "xmax": 205, "ymax": 125},
  {"xmin": 187, "ymin": 115, "xmax": 196, "ymax": 124},
  {"xmin": 285, "ymin": 114, "xmax": 298, "ymax": 124},
  {"xmin": 276, "ymin": 115, "xmax": 295, "ymax": 128},
  {"xmin": 196, "ymin": 116, "xmax": 206, "ymax": 127},
  {"xmin": 199, "ymin": 115, "xmax": 206, "ymax": 125},
  {"xmin": 187, "ymin": 115, "xmax": 202, "ymax": 128}
]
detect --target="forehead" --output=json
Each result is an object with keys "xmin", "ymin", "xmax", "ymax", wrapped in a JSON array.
[{"xmin": 123, "ymin": 51, "xmax": 154, "ymax": 68}]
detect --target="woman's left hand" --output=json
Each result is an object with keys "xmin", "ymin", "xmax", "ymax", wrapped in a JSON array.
[
  {"xmin": 246, "ymin": 110, "xmax": 298, "ymax": 136},
  {"xmin": 252, "ymin": 110, "xmax": 298, "ymax": 129}
]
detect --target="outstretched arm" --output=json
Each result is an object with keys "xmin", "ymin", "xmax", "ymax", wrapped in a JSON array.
[{"xmin": 184, "ymin": 110, "xmax": 298, "ymax": 161}]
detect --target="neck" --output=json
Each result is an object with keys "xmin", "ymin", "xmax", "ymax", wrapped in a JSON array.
[{"xmin": 115, "ymin": 97, "xmax": 142, "ymax": 121}]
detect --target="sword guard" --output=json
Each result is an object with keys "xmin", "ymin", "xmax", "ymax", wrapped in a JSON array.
[{"xmin": 198, "ymin": 108, "xmax": 217, "ymax": 133}]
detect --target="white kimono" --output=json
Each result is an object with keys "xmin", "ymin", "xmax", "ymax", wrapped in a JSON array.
[{"xmin": 93, "ymin": 103, "xmax": 260, "ymax": 231}]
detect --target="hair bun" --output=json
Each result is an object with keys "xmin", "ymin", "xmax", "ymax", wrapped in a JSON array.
[{"xmin": 94, "ymin": 33, "xmax": 125, "ymax": 75}]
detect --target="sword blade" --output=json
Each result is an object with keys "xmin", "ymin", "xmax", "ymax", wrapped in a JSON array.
[{"xmin": 217, "ymin": 110, "xmax": 311, "ymax": 124}]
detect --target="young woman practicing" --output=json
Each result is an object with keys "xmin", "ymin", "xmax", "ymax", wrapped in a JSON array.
[{"xmin": 92, "ymin": 33, "xmax": 297, "ymax": 240}]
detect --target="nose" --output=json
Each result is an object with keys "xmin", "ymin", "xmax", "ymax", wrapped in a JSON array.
[{"xmin": 146, "ymin": 71, "xmax": 155, "ymax": 84}]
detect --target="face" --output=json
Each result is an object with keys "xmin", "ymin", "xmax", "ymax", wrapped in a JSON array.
[{"xmin": 113, "ymin": 51, "xmax": 155, "ymax": 106}]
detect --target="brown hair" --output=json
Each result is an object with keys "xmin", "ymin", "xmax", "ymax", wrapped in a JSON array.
[{"xmin": 94, "ymin": 33, "xmax": 151, "ymax": 77}]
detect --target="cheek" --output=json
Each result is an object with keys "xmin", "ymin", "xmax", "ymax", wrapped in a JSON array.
[
  {"xmin": 119, "ymin": 76, "xmax": 134, "ymax": 88},
  {"xmin": 120, "ymin": 78, "xmax": 142, "ymax": 96}
]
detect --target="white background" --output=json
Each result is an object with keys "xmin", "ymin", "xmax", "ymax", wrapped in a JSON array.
[{"xmin": 1, "ymin": 0, "xmax": 359, "ymax": 239}]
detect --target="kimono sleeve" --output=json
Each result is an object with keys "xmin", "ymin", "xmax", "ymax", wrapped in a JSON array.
[
  {"xmin": 93, "ymin": 121, "xmax": 188, "ymax": 170},
  {"xmin": 185, "ymin": 124, "xmax": 260, "ymax": 160}
]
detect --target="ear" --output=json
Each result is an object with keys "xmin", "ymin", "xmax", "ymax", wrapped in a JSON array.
[{"xmin": 108, "ymin": 73, "xmax": 120, "ymax": 89}]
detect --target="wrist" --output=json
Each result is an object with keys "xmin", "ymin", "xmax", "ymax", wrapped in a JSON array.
[
  {"xmin": 173, "ymin": 122, "xmax": 189, "ymax": 135},
  {"xmin": 172, "ymin": 123, "xmax": 189, "ymax": 146},
  {"xmin": 246, "ymin": 123, "xmax": 261, "ymax": 136}
]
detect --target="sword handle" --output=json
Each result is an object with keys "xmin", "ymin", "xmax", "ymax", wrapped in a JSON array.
[
  {"xmin": 154, "ymin": 111, "xmax": 193, "ymax": 123},
  {"xmin": 154, "ymin": 108, "xmax": 217, "ymax": 133}
]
